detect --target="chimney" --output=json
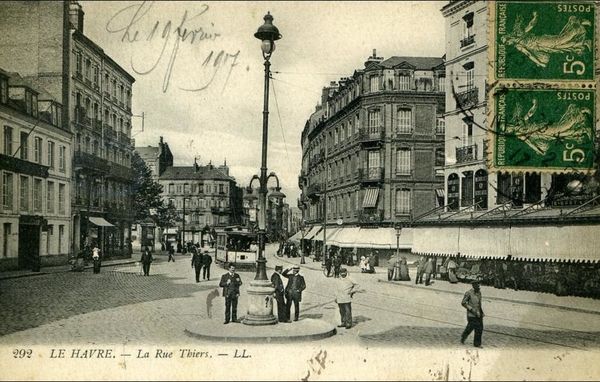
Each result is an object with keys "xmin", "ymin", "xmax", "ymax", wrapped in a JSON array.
[
  {"xmin": 69, "ymin": 1, "xmax": 85, "ymax": 32},
  {"xmin": 364, "ymin": 48, "xmax": 383, "ymax": 68},
  {"xmin": 194, "ymin": 158, "xmax": 199, "ymax": 172}
]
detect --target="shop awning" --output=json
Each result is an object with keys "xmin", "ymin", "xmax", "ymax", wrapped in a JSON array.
[
  {"xmin": 435, "ymin": 189, "xmax": 445, "ymax": 198},
  {"xmin": 89, "ymin": 217, "xmax": 114, "ymax": 227},
  {"xmin": 351, "ymin": 227, "xmax": 413, "ymax": 249},
  {"xmin": 305, "ymin": 226, "xmax": 323, "ymax": 240},
  {"xmin": 313, "ymin": 227, "xmax": 340, "ymax": 242},
  {"xmin": 362, "ymin": 188, "xmax": 379, "ymax": 208},
  {"xmin": 288, "ymin": 230, "xmax": 303, "ymax": 243},
  {"xmin": 328, "ymin": 227, "xmax": 361, "ymax": 247},
  {"xmin": 412, "ymin": 224, "xmax": 600, "ymax": 263}
]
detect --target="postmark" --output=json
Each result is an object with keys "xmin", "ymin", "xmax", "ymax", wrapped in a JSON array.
[
  {"xmin": 489, "ymin": 87, "xmax": 595, "ymax": 171},
  {"xmin": 492, "ymin": 1, "xmax": 596, "ymax": 83}
]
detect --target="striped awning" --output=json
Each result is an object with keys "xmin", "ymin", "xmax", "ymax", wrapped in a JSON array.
[
  {"xmin": 435, "ymin": 189, "xmax": 445, "ymax": 198},
  {"xmin": 362, "ymin": 188, "xmax": 379, "ymax": 208},
  {"xmin": 305, "ymin": 226, "xmax": 323, "ymax": 240}
]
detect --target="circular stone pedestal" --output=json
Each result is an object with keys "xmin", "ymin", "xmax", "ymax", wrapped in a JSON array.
[{"xmin": 185, "ymin": 318, "xmax": 336, "ymax": 343}]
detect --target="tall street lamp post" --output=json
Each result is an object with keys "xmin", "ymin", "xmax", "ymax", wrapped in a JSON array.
[{"xmin": 243, "ymin": 12, "xmax": 282, "ymax": 326}]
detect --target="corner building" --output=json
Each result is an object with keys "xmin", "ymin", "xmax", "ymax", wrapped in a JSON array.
[{"xmin": 299, "ymin": 51, "xmax": 446, "ymax": 257}]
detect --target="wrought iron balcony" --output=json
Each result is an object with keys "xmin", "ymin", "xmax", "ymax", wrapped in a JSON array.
[
  {"xmin": 358, "ymin": 167, "xmax": 384, "ymax": 183},
  {"xmin": 358, "ymin": 209, "xmax": 384, "ymax": 224},
  {"xmin": 73, "ymin": 150, "xmax": 110, "ymax": 173},
  {"xmin": 455, "ymin": 87, "xmax": 478, "ymax": 109},
  {"xmin": 455, "ymin": 144, "xmax": 478, "ymax": 163},
  {"xmin": 107, "ymin": 162, "xmax": 132, "ymax": 181},
  {"xmin": 118, "ymin": 131, "xmax": 131, "ymax": 145},
  {"xmin": 460, "ymin": 34, "xmax": 476, "ymax": 48},
  {"xmin": 306, "ymin": 183, "xmax": 322, "ymax": 198}
]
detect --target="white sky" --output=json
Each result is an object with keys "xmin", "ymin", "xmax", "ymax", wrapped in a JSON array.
[{"xmin": 80, "ymin": 1, "xmax": 446, "ymax": 203}]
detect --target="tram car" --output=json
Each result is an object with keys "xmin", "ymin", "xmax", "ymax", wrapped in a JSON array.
[{"xmin": 214, "ymin": 226, "xmax": 258, "ymax": 268}]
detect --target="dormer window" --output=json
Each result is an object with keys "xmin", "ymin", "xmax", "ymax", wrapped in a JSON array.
[
  {"xmin": 0, "ymin": 75, "xmax": 7, "ymax": 104},
  {"xmin": 398, "ymin": 74, "xmax": 410, "ymax": 91}
]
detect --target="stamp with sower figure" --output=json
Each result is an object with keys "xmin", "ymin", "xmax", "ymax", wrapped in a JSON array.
[
  {"xmin": 493, "ymin": 1, "xmax": 595, "ymax": 82},
  {"xmin": 491, "ymin": 88, "xmax": 595, "ymax": 171}
]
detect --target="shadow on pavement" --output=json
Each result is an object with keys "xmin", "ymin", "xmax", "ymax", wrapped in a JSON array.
[
  {"xmin": 0, "ymin": 270, "xmax": 213, "ymax": 337},
  {"xmin": 359, "ymin": 324, "xmax": 600, "ymax": 349}
]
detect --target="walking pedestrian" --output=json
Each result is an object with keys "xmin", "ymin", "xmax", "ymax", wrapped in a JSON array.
[
  {"xmin": 283, "ymin": 265, "xmax": 306, "ymax": 321},
  {"xmin": 447, "ymin": 257, "xmax": 458, "ymax": 283},
  {"xmin": 140, "ymin": 246, "xmax": 153, "ymax": 276},
  {"xmin": 324, "ymin": 255, "xmax": 333, "ymax": 277},
  {"xmin": 219, "ymin": 264, "xmax": 242, "ymax": 324},
  {"xmin": 202, "ymin": 250, "xmax": 212, "ymax": 280},
  {"xmin": 415, "ymin": 256, "xmax": 426, "ymax": 284},
  {"xmin": 271, "ymin": 265, "xmax": 288, "ymax": 322},
  {"xmin": 424, "ymin": 257, "xmax": 434, "ymax": 286},
  {"xmin": 333, "ymin": 254, "xmax": 343, "ymax": 278},
  {"xmin": 167, "ymin": 244, "xmax": 175, "ymax": 262},
  {"xmin": 191, "ymin": 248, "xmax": 203, "ymax": 282},
  {"xmin": 335, "ymin": 268, "xmax": 359, "ymax": 329},
  {"xmin": 460, "ymin": 280, "xmax": 484, "ymax": 348},
  {"xmin": 92, "ymin": 244, "xmax": 101, "ymax": 274},
  {"xmin": 399, "ymin": 256, "xmax": 410, "ymax": 281}
]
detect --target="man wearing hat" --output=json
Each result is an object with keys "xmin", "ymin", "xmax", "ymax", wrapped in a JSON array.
[
  {"xmin": 335, "ymin": 268, "xmax": 359, "ymax": 329},
  {"xmin": 219, "ymin": 264, "xmax": 243, "ymax": 324},
  {"xmin": 283, "ymin": 265, "xmax": 306, "ymax": 321},
  {"xmin": 271, "ymin": 265, "xmax": 287, "ymax": 322},
  {"xmin": 201, "ymin": 250, "xmax": 213, "ymax": 281},
  {"xmin": 461, "ymin": 280, "xmax": 484, "ymax": 347},
  {"xmin": 191, "ymin": 248, "xmax": 203, "ymax": 283}
]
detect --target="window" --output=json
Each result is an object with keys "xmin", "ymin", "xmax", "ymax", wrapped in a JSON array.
[
  {"xmin": 396, "ymin": 148, "xmax": 411, "ymax": 175},
  {"xmin": 47, "ymin": 141, "xmax": 55, "ymax": 169},
  {"xmin": 47, "ymin": 181, "xmax": 55, "ymax": 213},
  {"xmin": 0, "ymin": 76, "xmax": 7, "ymax": 104},
  {"xmin": 3, "ymin": 126, "xmax": 12, "ymax": 155},
  {"xmin": 462, "ymin": 12, "xmax": 474, "ymax": 40},
  {"xmin": 19, "ymin": 132, "xmax": 28, "ymax": 160},
  {"xmin": 367, "ymin": 151, "xmax": 380, "ymax": 169},
  {"xmin": 93, "ymin": 66, "xmax": 99, "ymax": 86},
  {"xmin": 58, "ymin": 183, "xmax": 65, "ymax": 214},
  {"xmin": 219, "ymin": 184, "xmax": 224, "ymax": 194},
  {"xmin": 462, "ymin": 118, "xmax": 474, "ymax": 146},
  {"xmin": 397, "ymin": 109, "xmax": 412, "ymax": 133},
  {"xmin": 437, "ymin": 76, "xmax": 445, "ymax": 92},
  {"xmin": 19, "ymin": 176, "xmax": 29, "ymax": 211},
  {"xmin": 2, "ymin": 172, "xmax": 13, "ymax": 209},
  {"xmin": 464, "ymin": 62, "xmax": 475, "ymax": 91},
  {"xmin": 398, "ymin": 75, "xmax": 410, "ymax": 91},
  {"xmin": 354, "ymin": 113, "xmax": 360, "ymax": 134},
  {"xmin": 104, "ymin": 74, "xmax": 110, "ymax": 92},
  {"xmin": 58, "ymin": 225, "xmax": 64, "ymax": 254},
  {"xmin": 367, "ymin": 109, "xmax": 380, "ymax": 132},
  {"xmin": 436, "ymin": 118, "xmax": 446, "ymax": 134},
  {"xmin": 396, "ymin": 189, "xmax": 411, "ymax": 214},
  {"xmin": 34, "ymin": 137, "xmax": 42, "ymax": 163},
  {"xmin": 461, "ymin": 171, "xmax": 474, "ymax": 207},
  {"xmin": 33, "ymin": 178, "xmax": 42, "ymax": 212},
  {"xmin": 184, "ymin": 183, "xmax": 190, "ymax": 194},
  {"xmin": 58, "ymin": 146, "xmax": 66, "ymax": 172},
  {"xmin": 435, "ymin": 147, "xmax": 445, "ymax": 166},
  {"xmin": 76, "ymin": 52, "xmax": 82, "ymax": 75},
  {"xmin": 85, "ymin": 58, "xmax": 91, "ymax": 79},
  {"xmin": 369, "ymin": 75, "xmax": 379, "ymax": 92}
]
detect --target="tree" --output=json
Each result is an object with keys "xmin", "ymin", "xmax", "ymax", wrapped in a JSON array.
[
  {"xmin": 131, "ymin": 152, "xmax": 164, "ymax": 223},
  {"xmin": 155, "ymin": 201, "xmax": 179, "ymax": 230}
]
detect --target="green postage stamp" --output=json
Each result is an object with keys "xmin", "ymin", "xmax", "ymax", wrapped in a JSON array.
[
  {"xmin": 493, "ymin": 1, "xmax": 596, "ymax": 81},
  {"xmin": 492, "ymin": 88, "xmax": 595, "ymax": 171}
]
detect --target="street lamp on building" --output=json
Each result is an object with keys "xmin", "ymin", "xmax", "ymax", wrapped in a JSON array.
[{"xmin": 243, "ymin": 12, "xmax": 282, "ymax": 326}]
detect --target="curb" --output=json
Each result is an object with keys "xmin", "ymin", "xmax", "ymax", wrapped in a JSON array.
[
  {"xmin": 0, "ymin": 260, "xmax": 138, "ymax": 281},
  {"xmin": 379, "ymin": 279, "xmax": 600, "ymax": 317}
]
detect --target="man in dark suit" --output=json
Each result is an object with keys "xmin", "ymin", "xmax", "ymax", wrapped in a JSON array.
[
  {"xmin": 283, "ymin": 265, "xmax": 306, "ymax": 321},
  {"xmin": 140, "ymin": 246, "xmax": 153, "ymax": 276},
  {"xmin": 191, "ymin": 248, "xmax": 203, "ymax": 283},
  {"xmin": 271, "ymin": 265, "xmax": 287, "ymax": 322},
  {"xmin": 202, "ymin": 250, "xmax": 213, "ymax": 280},
  {"xmin": 219, "ymin": 264, "xmax": 243, "ymax": 324}
]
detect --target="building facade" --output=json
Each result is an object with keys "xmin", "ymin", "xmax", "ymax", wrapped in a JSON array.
[
  {"xmin": 0, "ymin": 1, "xmax": 136, "ymax": 259},
  {"xmin": 0, "ymin": 70, "xmax": 72, "ymax": 271},
  {"xmin": 299, "ymin": 51, "xmax": 446, "ymax": 255}
]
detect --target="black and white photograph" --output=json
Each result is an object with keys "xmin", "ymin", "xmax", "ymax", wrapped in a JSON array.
[{"xmin": 0, "ymin": 1, "xmax": 599, "ymax": 380}]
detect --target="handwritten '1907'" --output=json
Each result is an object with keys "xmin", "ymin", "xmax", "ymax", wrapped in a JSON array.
[{"xmin": 106, "ymin": 1, "xmax": 239, "ymax": 93}]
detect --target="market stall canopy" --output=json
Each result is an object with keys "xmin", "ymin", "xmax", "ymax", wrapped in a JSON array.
[{"xmin": 88, "ymin": 217, "xmax": 114, "ymax": 227}]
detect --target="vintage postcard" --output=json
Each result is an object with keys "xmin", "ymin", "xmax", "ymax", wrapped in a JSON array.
[{"xmin": 0, "ymin": 1, "xmax": 600, "ymax": 381}]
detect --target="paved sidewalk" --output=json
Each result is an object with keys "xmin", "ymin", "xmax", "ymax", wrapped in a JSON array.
[
  {"xmin": 273, "ymin": 252, "xmax": 600, "ymax": 316},
  {"xmin": 0, "ymin": 255, "xmax": 139, "ymax": 281}
]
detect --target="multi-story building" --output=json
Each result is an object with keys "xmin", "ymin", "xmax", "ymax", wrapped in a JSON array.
[
  {"xmin": 409, "ymin": 1, "xmax": 600, "ymax": 297},
  {"xmin": 157, "ymin": 157, "xmax": 243, "ymax": 248},
  {"xmin": 0, "ymin": 70, "xmax": 72, "ymax": 271},
  {"xmin": 299, "ymin": 50, "xmax": 445, "ymax": 257},
  {"xmin": 135, "ymin": 136, "xmax": 173, "ymax": 181},
  {"xmin": 0, "ymin": 1, "xmax": 136, "ymax": 259}
]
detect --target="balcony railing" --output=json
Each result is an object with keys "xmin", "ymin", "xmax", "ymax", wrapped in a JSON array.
[
  {"xmin": 358, "ymin": 167, "xmax": 383, "ymax": 182},
  {"xmin": 460, "ymin": 34, "xmax": 476, "ymax": 48},
  {"xmin": 455, "ymin": 87, "xmax": 478, "ymax": 109},
  {"xmin": 117, "ymin": 131, "xmax": 130, "ymax": 145},
  {"xmin": 455, "ymin": 144, "xmax": 478, "ymax": 163},
  {"xmin": 73, "ymin": 150, "xmax": 110, "ymax": 173},
  {"xmin": 306, "ymin": 183, "xmax": 322, "ymax": 198},
  {"xmin": 359, "ymin": 129, "xmax": 384, "ymax": 142},
  {"xmin": 358, "ymin": 209, "xmax": 384, "ymax": 224},
  {"xmin": 107, "ymin": 162, "xmax": 132, "ymax": 181}
]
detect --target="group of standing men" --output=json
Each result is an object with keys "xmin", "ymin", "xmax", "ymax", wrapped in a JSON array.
[
  {"xmin": 191, "ymin": 248, "xmax": 213, "ymax": 282},
  {"xmin": 270, "ymin": 265, "xmax": 306, "ymax": 322}
]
